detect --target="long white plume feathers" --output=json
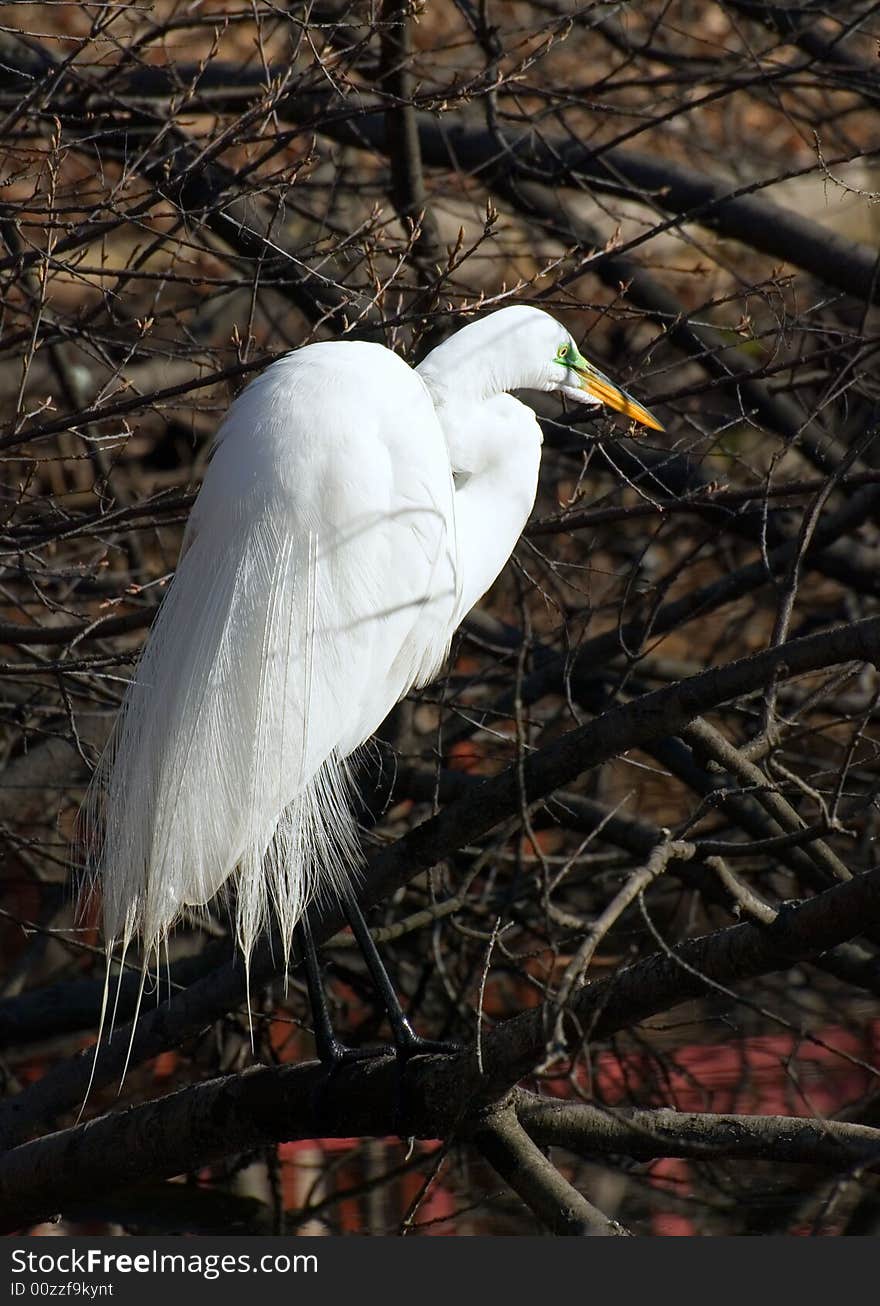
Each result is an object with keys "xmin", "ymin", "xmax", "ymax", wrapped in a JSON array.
[
  {"xmin": 81, "ymin": 509, "xmax": 361, "ymax": 972},
  {"xmin": 80, "ymin": 339, "xmax": 460, "ymax": 1002}
]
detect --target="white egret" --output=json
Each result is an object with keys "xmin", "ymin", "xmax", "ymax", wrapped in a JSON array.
[{"xmin": 82, "ymin": 305, "xmax": 662, "ymax": 1055}]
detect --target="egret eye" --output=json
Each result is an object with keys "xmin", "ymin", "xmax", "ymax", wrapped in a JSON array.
[{"xmin": 555, "ymin": 343, "xmax": 573, "ymax": 366}]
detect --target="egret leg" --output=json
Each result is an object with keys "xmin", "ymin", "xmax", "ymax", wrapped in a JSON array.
[
  {"xmin": 296, "ymin": 915, "xmax": 353, "ymax": 1067},
  {"xmin": 342, "ymin": 890, "xmax": 456, "ymax": 1060},
  {"xmin": 297, "ymin": 901, "xmax": 457, "ymax": 1134}
]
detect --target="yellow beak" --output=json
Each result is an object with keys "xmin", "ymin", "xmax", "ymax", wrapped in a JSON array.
[{"xmin": 570, "ymin": 358, "xmax": 665, "ymax": 432}]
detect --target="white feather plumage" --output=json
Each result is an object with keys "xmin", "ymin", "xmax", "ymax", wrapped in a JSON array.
[
  {"xmin": 81, "ymin": 307, "xmax": 657, "ymax": 994},
  {"xmin": 82, "ymin": 339, "xmax": 459, "ymax": 970}
]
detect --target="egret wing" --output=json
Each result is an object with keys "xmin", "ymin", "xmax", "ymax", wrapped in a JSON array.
[{"xmin": 85, "ymin": 343, "xmax": 457, "ymax": 965}]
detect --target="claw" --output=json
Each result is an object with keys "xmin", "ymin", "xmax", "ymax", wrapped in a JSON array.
[{"xmin": 296, "ymin": 903, "xmax": 460, "ymax": 1134}]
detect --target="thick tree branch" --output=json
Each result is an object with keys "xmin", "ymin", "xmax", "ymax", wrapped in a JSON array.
[
  {"xmin": 473, "ymin": 1107, "xmax": 630, "ymax": 1236},
  {"xmin": 378, "ymin": 0, "xmax": 443, "ymax": 275},
  {"xmin": 480, "ymin": 856, "xmax": 880, "ymax": 1099},
  {"xmin": 516, "ymin": 1094, "xmax": 880, "ymax": 1168}
]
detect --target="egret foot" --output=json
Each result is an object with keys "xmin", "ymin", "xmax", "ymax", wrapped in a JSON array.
[
  {"xmin": 297, "ymin": 917, "xmax": 394, "ymax": 1063},
  {"xmin": 297, "ymin": 902, "xmax": 459, "ymax": 1132},
  {"xmin": 339, "ymin": 893, "xmax": 461, "ymax": 1129},
  {"xmin": 296, "ymin": 918, "xmax": 395, "ymax": 1126}
]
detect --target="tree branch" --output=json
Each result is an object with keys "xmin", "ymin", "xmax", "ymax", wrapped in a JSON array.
[
  {"xmin": 1, "ymin": 618, "xmax": 878, "ymax": 1147},
  {"xmin": 516, "ymin": 1093, "xmax": 880, "ymax": 1168},
  {"xmin": 474, "ymin": 1107, "xmax": 630, "ymax": 1235}
]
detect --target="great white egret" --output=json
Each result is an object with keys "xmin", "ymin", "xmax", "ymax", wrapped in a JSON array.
[{"xmin": 82, "ymin": 305, "xmax": 662, "ymax": 1056}]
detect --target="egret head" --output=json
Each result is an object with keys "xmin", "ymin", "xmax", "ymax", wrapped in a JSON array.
[
  {"xmin": 419, "ymin": 306, "xmax": 663, "ymax": 433},
  {"xmin": 480, "ymin": 304, "xmax": 658, "ymax": 428},
  {"xmin": 550, "ymin": 337, "xmax": 663, "ymax": 431}
]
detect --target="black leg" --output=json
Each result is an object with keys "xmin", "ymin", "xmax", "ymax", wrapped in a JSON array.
[
  {"xmin": 296, "ymin": 917, "xmax": 389, "ymax": 1067},
  {"xmin": 342, "ymin": 890, "xmax": 456, "ymax": 1060},
  {"xmin": 296, "ymin": 901, "xmax": 458, "ymax": 1135},
  {"xmin": 296, "ymin": 916, "xmax": 350, "ymax": 1066}
]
